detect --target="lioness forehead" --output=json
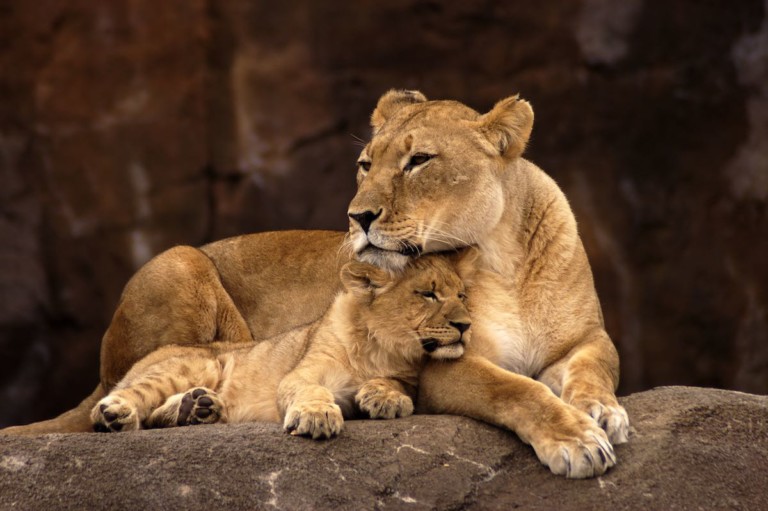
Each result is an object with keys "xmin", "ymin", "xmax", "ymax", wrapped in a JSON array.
[{"xmin": 367, "ymin": 100, "xmax": 481, "ymax": 154}]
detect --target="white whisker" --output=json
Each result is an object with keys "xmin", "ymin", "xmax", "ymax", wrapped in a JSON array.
[
  {"xmin": 336, "ymin": 234, "xmax": 355, "ymax": 264},
  {"xmin": 421, "ymin": 219, "xmax": 474, "ymax": 249}
]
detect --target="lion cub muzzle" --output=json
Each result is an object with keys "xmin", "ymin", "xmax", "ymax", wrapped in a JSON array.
[{"xmin": 420, "ymin": 319, "xmax": 471, "ymax": 360}]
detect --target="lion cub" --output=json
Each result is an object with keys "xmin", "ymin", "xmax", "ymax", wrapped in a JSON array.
[{"xmin": 91, "ymin": 252, "xmax": 473, "ymax": 438}]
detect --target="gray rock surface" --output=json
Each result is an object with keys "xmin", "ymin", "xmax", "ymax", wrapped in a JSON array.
[{"xmin": 1, "ymin": 386, "xmax": 766, "ymax": 510}]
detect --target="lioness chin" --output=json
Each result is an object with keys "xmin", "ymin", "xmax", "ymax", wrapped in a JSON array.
[{"xmin": 4, "ymin": 90, "xmax": 628, "ymax": 479}]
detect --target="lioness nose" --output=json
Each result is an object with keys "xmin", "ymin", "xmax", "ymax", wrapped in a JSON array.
[
  {"xmin": 348, "ymin": 209, "xmax": 381, "ymax": 234},
  {"xmin": 450, "ymin": 321, "xmax": 471, "ymax": 334}
]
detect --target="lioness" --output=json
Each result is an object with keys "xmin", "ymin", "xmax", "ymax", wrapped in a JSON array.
[
  {"xmin": 91, "ymin": 254, "xmax": 477, "ymax": 440},
  {"xmin": 4, "ymin": 90, "xmax": 629, "ymax": 479}
]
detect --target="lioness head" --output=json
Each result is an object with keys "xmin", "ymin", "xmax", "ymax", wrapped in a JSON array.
[
  {"xmin": 348, "ymin": 89, "xmax": 534, "ymax": 270},
  {"xmin": 339, "ymin": 250, "xmax": 477, "ymax": 360}
]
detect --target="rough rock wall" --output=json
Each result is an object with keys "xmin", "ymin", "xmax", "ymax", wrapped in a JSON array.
[{"xmin": 1, "ymin": 1, "xmax": 767, "ymax": 427}]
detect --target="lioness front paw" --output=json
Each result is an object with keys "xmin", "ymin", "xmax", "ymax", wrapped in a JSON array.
[
  {"xmin": 283, "ymin": 401, "xmax": 343, "ymax": 440},
  {"xmin": 571, "ymin": 398, "xmax": 630, "ymax": 445},
  {"xmin": 91, "ymin": 396, "xmax": 140, "ymax": 433},
  {"xmin": 355, "ymin": 381, "xmax": 414, "ymax": 419},
  {"xmin": 530, "ymin": 406, "xmax": 616, "ymax": 479},
  {"xmin": 176, "ymin": 387, "xmax": 223, "ymax": 426}
]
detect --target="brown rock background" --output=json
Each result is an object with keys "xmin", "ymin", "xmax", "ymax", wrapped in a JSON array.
[{"xmin": 0, "ymin": 0, "xmax": 766, "ymax": 427}]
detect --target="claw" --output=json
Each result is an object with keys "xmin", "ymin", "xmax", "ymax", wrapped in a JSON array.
[{"xmin": 562, "ymin": 448, "xmax": 571, "ymax": 478}]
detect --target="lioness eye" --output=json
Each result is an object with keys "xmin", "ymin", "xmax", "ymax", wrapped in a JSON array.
[
  {"xmin": 404, "ymin": 153, "xmax": 433, "ymax": 172},
  {"xmin": 358, "ymin": 160, "xmax": 371, "ymax": 172}
]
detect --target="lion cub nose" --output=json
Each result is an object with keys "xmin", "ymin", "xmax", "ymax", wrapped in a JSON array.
[
  {"xmin": 348, "ymin": 210, "xmax": 381, "ymax": 234},
  {"xmin": 450, "ymin": 321, "xmax": 471, "ymax": 335}
]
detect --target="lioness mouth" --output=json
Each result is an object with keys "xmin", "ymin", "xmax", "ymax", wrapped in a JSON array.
[{"xmin": 360, "ymin": 242, "xmax": 422, "ymax": 257}]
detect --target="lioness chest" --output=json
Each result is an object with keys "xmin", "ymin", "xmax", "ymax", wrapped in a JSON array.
[{"xmin": 467, "ymin": 272, "xmax": 544, "ymax": 378}]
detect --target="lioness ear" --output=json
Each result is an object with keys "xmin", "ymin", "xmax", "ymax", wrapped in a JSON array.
[
  {"xmin": 340, "ymin": 261, "xmax": 392, "ymax": 296},
  {"xmin": 371, "ymin": 89, "xmax": 428, "ymax": 133},
  {"xmin": 477, "ymin": 94, "xmax": 534, "ymax": 159},
  {"xmin": 449, "ymin": 247, "xmax": 480, "ymax": 284}
]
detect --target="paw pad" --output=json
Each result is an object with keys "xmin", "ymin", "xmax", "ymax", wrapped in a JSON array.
[
  {"xmin": 176, "ymin": 387, "xmax": 222, "ymax": 426},
  {"xmin": 92, "ymin": 398, "xmax": 139, "ymax": 433}
]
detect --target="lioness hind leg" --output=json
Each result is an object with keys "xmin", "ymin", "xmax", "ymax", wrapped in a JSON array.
[
  {"xmin": 91, "ymin": 395, "xmax": 140, "ymax": 433},
  {"xmin": 147, "ymin": 387, "xmax": 225, "ymax": 428},
  {"xmin": 355, "ymin": 378, "xmax": 414, "ymax": 419}
]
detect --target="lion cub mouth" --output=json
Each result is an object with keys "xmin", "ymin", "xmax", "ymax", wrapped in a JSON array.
[{"xmin": 420, "ymin": 338, "xmax": 465, "ymax": 359}]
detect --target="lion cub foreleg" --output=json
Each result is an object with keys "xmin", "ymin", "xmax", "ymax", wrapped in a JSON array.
[
  {"xmin": 418, "ymin": 355, "xmax": 616, "ymax": 479},
  {"xmin": 355, "ymin": 378, "xmax": 415, "ymax": 419},
  {"xmin": 277, "ymin": 358, "xmax": 345, "ymax": 440},
  {"xmin": 91, "ymin": 348, "xmax": 222, "ymax": 432}
]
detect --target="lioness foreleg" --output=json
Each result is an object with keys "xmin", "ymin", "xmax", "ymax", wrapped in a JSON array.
[
  {"xmin": 355, "ymin": 378, "xmax": 415, "ymax": 419},
  {"xmin": 538, "ymin": 330, "xmax": 629, "ymax": 444},
  {"xmin": 418, "ymin": 355, "xmax": 616, "ymax": 479}
]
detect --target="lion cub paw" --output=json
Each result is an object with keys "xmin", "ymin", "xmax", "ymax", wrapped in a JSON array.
[
  {"xmin": 355, "ymin": 381, "xmax": 414, "ymax": 419},
  {"xmin": 176, "ymin": 387, "xmax": 223, "ymax": 426},
  {"xmin": 91, "ymin": 396, "xmax": 140, "ymax": 433},
  {"xmin": 531, "ymin": 406, "xmax": 617, "ymax": 479},
  {"xmin": 283, "ymin": 401, "xmax": 343, "ymax": 440}
]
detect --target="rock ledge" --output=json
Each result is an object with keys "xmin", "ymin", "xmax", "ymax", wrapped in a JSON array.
[{"xmin": 1, "ymin": 386, "xmax": 766, "ymax": 510}]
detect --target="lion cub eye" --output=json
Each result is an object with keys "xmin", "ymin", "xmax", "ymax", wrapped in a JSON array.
[
  {"xmin": 417, "ymin": 290, "xmax": 438, "ymax": 301},
  {"xmin": 404, "ymin": 153, "xmax": 434, "ymax": 172},
  {"xmin": 458, "ymin": 292, "xmax": 467, "ymax": 301},
  {"xmin": 357, "ymin": 160, "xmax": 371, "ymax": 172}
]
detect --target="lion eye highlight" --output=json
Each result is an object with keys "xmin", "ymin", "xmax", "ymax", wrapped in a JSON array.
[
  {"xmin": 357, "ymin": 160, "xmax": 371, "ymax": 172},
  {"xmin": 404, "ymin": 153, "xmax": 434, "ymax": 172}
]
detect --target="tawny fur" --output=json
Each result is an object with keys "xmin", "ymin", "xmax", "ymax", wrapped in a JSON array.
[
  {"xmin": 90, "ymin": 255, "xmax": 473, "ymax": 440},
  {"xmin": 4, "ymin": 91, "xmax": 628, "ymax": 479}
]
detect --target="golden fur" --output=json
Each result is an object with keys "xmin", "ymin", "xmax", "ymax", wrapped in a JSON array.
[
  {"xmin": 4, "ymin": 91, "xmax": 628, "ymax": 479},
  {"xmin": 90, "ymin": 254, "xmax": 473, "ymax": 439}
]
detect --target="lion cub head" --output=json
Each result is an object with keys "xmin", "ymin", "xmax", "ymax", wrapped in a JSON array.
[
  {"xmin": 348, "ymin": 89, "xmax": 533, "ymax": 270},
  {"xmin": 339, "ymin": 250, "xmax": 476, "ymax": 361}
]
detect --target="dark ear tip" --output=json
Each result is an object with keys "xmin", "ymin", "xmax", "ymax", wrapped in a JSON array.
[
  {"xmin": 381, "ymin": 89, "xmax": 427, "ymax": 104},
  {"xmin": 372, "ymin": 90, "xmax": 428, "ymax": 131}
]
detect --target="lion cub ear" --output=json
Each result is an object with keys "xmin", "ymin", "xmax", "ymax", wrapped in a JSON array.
[
  {"xmin": 340, "ymin": 261, "xmax": 392, "ymax": 296},
  {"xmin": 477, "ymin": 94, "xmax": 534, "ymax": 159},
  {"xmin": 371, "ymin": 89, "xmax": 428, "ymax": 133}
]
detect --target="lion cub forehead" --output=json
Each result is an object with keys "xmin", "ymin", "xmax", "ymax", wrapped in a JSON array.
[{"xmin": 401, "ymin": 258, "xmax": 464, "ymax": 291}]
